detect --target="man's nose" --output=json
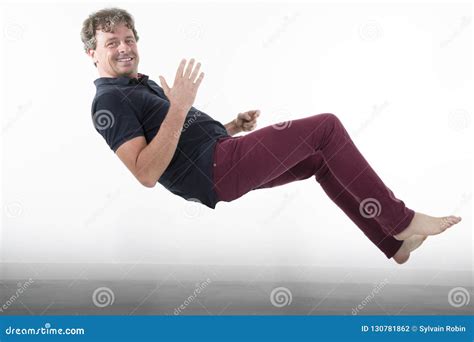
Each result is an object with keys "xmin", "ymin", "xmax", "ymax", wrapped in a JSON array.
[{"xmin": 118, "ymin": 41, "xmax": 131, "ymax": 53}]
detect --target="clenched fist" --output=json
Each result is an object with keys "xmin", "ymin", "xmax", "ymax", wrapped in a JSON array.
[{"xmin": 234, "ymin": 110, "xmax": 260, "ymax": 132}]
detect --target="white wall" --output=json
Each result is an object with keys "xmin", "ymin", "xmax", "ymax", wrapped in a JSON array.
[{"xmin": 1, "ymin": 1, "xmax": 472, "ymax": 271}]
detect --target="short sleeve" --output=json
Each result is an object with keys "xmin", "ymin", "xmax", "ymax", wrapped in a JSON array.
[{"xmin": 92, "ymin": 93, "xmax": 145, "ymax": 152}]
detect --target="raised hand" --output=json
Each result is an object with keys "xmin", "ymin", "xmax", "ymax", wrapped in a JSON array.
[{"xmin": 159, "ymin": 58, "xmax": 205, "ymax": 113}]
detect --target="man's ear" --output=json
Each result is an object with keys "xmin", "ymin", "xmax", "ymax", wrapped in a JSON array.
[{"xmin": 87, "ymin": 49, "xmax": 98, "ymax": 66}]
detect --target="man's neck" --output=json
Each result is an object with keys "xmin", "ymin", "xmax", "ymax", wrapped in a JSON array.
[{"xmin": 99, "ymin": 71, "xmax": 139, "ymax": 79}]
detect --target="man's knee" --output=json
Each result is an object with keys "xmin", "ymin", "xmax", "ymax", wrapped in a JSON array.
[
  {"xmin": 312, "ymin": 113, "xmax": 344, "ymax": 136},
  {"xmin": 319, "ymin": 113, "xmax": 341, "ymax": 125}
]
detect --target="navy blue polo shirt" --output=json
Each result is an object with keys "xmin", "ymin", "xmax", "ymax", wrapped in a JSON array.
[{"xmin": 91, "ymin": 73, "xmax": 230, "ymax": 209}]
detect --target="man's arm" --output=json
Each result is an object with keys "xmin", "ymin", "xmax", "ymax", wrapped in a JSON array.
[
  {"xmin": 224, "ymin": 110, "xmax": 261, "ymax": 136},
  {"xmin": 133, "ymin": 105, "xmax": 188, "ymax": 187},
  {"xmin": 116, "ymin": 58, "xmax": 205, "ymax": 187},
  {"xmin": 224, "ymin": 119, "xmax": 241, "ymax": 136}
]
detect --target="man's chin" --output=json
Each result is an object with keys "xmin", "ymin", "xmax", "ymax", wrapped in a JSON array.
[{"xmin": 115, "ymin": 68, "xmax": 137, "ymax": 78}]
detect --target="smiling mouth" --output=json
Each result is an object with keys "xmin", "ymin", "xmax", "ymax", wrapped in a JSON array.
[{"xmin": 117, "ymin": 57, "xmax": 134, "ymax": 63}]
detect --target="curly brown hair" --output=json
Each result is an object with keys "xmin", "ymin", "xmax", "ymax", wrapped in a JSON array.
[{"xmin": 80, "ymin": 7, "xmax": 139, "ymax": 57}]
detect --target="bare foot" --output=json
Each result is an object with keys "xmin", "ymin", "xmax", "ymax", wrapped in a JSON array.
[
  {"xmin": 393, "ymin": 234, "xmax": 427, "ymax": 264},
  {"xmin": 393, "ymin": 212, "xmax": 461, "ymax": 241}
]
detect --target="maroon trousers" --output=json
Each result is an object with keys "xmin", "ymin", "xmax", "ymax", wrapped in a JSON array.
[{"xmin": 211, "ymin": 113, "xmax": 414, "ymax": 259}]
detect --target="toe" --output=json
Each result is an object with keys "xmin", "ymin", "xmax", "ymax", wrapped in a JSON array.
[
  {"xmin": 441, "ymin": 216, "xmax": 460, "ymax": 229},
  {"xmin": 448, "ymin": 217, "xmax": 460, "ymax": 225},
  {"xmin": 449, "ymin": 215, "xmax": 461, "ymax": 223}
]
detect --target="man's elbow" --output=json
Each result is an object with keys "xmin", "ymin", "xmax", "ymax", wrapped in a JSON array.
[{"xmin": 138, "ymin": 176, "xmax": 156, "ymax": 188}]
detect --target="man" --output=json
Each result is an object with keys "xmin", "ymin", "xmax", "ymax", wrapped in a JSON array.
[{"xmin": 82, "ymin": 8, "xmax": 461, "ymax": 264}]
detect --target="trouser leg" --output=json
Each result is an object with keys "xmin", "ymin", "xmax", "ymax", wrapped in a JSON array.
[
  {"xmin": 212, "ymin": 113, "xmax": 414, "ymax": 236},
  {"xmin": 251, "ymin": 152, "xmax": 403, "ymax": 258}
]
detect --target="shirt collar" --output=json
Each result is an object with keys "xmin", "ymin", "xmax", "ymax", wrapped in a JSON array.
[{"xmin": 94, "ymin": 73, "xmax": 149, "ymax": 87}]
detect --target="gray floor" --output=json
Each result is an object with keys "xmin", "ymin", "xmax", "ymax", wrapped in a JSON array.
[{"xmin": 1, "ymin": 263, "xmax": 472, "ymax": 316}]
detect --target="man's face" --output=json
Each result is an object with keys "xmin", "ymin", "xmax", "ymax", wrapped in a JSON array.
[{"xmin": 89, "ymin": 23, "xmax": 139, "ymax": 78}]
